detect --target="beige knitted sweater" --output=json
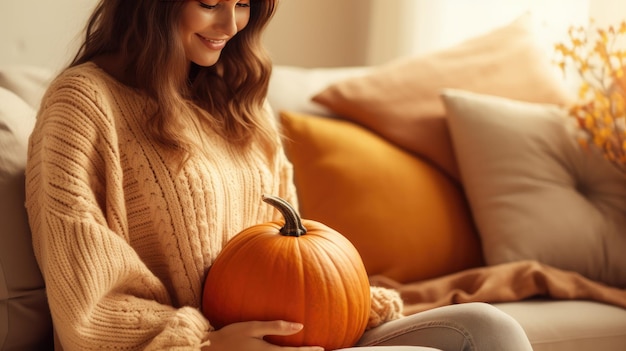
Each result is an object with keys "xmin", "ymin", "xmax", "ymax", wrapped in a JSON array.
[{"xmin": 25, "ymin": 63, "xmax": 402, "ymax": 350}]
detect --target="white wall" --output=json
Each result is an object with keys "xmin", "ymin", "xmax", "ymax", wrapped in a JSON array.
[
  {"xmin": 266, "ymin": 0, "xmax": 626, "ymax": 66},
  {"xmin": 0, "ymin": 0, "xmax": 372, "ymax": 70},
  {"xmin": 0, "ymin": 0, "xmax": 624, "ymax": 70},
  {"xmin": 0, "ymin": 0, "xmax": 97, "ymax": 71},
  {"xmin": 591, "ymin": 0, "xmax": 626, "ymax": 26},
  {"xmin": 263, "ymin": 0, "xmax": 373, "ymax": 68},
  {"xmin": 381, "ymin": 0, "xmax": 589, "ymax": 58}
]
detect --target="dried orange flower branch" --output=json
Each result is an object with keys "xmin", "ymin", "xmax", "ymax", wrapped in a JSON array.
[{"xmin": 554, "ymin": 19, "xmax": 626, "ymax": 173}]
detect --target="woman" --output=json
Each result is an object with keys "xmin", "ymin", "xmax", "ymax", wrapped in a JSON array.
[{"xmin": 25, "ymin": 0, "xmax": 533, "ymax": 350}]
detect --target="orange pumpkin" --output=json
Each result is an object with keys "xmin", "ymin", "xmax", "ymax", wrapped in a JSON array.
[{"xmin": 202, "ymin": 194, "xmax": 371, "ymax": 350}]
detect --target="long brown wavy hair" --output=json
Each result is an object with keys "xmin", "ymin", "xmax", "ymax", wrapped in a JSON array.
[{"xmin": 70, "ymin": 0, "xmax": 279, "ymax": 165}]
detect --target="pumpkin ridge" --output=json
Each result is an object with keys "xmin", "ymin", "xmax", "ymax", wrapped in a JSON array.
[
  {"xmin": 309, "ymin": 241, "xmax": 351, "ymax": 345},
  {"xmin": 308, "ymin": 228, "xmax": 372, "ymax": 336}
]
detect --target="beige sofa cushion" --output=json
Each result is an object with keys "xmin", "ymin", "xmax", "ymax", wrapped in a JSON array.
[
  {"xmin": 495, "ymin": 300, "xmax": 626, "ymax": 351},
  {"xmin": 0, "ymin": 65, "xmax": 52, "ymax": 109},
  {"xmin": 268, "ymin": 65, "xmax": 370, "ymax": 118},
  {"xmin": 0, "ymin": 78, "xmax": 53, "ymax": 349},
  {"xmin": 442, "ymin": 89, "xmax": 626, "ymax": 288}
]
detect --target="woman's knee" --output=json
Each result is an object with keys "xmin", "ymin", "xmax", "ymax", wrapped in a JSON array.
[
  {"xmin": 450, "ymin": 302, "xmax": 521, "ymax": 332},
  {"xmin": 443, "ymin": 303, "xmax": 532, "ymax": 350},
  {"xmin": 356, "ymin": 302, "xmax": 532, "ymax": 351}
]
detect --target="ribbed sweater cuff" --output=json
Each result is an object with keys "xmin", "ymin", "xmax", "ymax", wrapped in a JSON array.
[
  {"xmin": 367, "ymin": 286, "xmax": 404, "ymax": 330},
  {"xmin": 144, "ymin": 307, "xmax": 211, "ymax": 350}
]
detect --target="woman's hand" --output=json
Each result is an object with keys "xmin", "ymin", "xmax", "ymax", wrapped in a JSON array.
[{"xmin": 202, "ymin": 320, "xmax": 325, "ymax": 351}]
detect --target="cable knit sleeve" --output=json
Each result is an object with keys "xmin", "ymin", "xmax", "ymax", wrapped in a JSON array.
[
  {"xmin": 25, "ymin": 73, "xmax": 210, "ymax": 350},
  {"xmin": 366, "ymin": 286, "xmax": 404, "ymax": 330}
]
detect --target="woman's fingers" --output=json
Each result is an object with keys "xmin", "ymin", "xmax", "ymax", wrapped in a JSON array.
[
  {"xmin": 244, "ymin": 320, "xmax": 304, "ymax": 338},
  {"xmin": 216, "ymin": 321, "xmax": 325, "ymax": 350}
]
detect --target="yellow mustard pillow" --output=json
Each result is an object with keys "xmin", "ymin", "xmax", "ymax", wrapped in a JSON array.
[{"xmin": 280, "ymin": 111, "xmax": 484, "ymax": 283}]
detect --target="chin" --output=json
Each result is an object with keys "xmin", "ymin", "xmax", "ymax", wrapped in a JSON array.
[
  {"xmin": 191, "ymin": 55, "xmax": 221, "ymax": 68},
  {"xmin": 193, "ymin": 61, "xmax": 219, "ymax": 68}
]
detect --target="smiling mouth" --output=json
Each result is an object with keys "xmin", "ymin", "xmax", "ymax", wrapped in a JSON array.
[{"xmin": 197, "ymin": 34, "xmax": 227, "ymax": 50}]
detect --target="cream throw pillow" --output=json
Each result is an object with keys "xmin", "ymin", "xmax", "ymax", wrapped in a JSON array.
[{"xmin": 442, "ymin": 89, "xmax": 626, "ymax": 288}]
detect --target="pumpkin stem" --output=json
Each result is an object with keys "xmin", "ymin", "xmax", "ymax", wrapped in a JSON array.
[{"xmin": 262, "ymin": 194, "xmax": 307, "ymax": 237}]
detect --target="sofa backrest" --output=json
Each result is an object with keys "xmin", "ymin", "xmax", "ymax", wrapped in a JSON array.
[{"xmin": 0, "ymin": 65, "xmax": 54, "ymax": 351}]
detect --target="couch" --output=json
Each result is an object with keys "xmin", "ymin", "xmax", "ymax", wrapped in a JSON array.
[
  {"xmin": 265, "ymin": 14, "xmax": 626, "ymax": 351},
  {"xmin": 2, "ymin": 15, "xmax": 626, "ymax": 351}
]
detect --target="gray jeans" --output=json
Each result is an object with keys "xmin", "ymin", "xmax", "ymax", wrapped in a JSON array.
[{"xmin": 338, "ymin": 303, "xmax": 533, "ymax": 351}]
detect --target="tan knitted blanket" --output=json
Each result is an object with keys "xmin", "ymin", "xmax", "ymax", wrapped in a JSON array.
[{"xmin": 369, "ymin": 260, "xmax": 626, "ymax": 315}]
